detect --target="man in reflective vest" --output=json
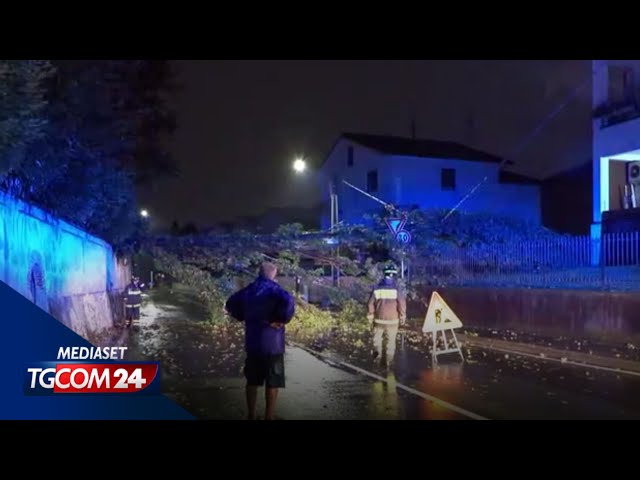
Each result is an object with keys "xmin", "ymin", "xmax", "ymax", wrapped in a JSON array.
[
  {"xmin": 124, "ymin": 278, "xmax": 142, "ymax": 327},
  {"xmin": 367, "ymin": 264, "xmax": 406, "ymax": 367}
]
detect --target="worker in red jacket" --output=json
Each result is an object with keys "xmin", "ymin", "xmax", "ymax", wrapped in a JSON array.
[{"xmin": 367, "ymin": 264, "xmax": 406, "ymax": 367}]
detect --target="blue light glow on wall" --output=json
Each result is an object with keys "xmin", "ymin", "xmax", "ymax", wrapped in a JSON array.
[{"xmin": 0, "ymin": 192, "xmax": 128, "ymax": 334}]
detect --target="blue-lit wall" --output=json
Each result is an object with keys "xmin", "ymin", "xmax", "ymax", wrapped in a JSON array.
[
  {"xmin": 0, "ymin": 192, "xmax": 130, "ymax": 338},
  {"xmin": 320, "ymin": 140, "xmax": 541, "ymax": 227},
  {"xmin": 319, "ymin": 140, "xmax": 390, "ymax": 228}
]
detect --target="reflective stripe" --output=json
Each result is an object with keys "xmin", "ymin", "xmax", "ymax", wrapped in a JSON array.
[
  {"xmin": 126, "ymin": 304, "xmax": 141, "ymax": 308},
  {"xmin": 374, "ymin": 319, "xmax": 399, "ymax": 325},
  {"xmin": 127, "ymin": 289, "xmax": 142, "ymax": 295},
  {"xmin": 374, "ymin": 288, "xmax": 397, "ymax": 300}
]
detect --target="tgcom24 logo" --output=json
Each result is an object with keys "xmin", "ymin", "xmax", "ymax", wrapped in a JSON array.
[{"xmin": 23, "ymin": 346, "xmax": 160, "ymax": 395}]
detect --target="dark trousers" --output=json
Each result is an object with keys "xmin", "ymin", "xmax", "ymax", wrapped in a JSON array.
[{"xmin": 126, "ymin": 306, "xmax": 140, "ymax": 323}]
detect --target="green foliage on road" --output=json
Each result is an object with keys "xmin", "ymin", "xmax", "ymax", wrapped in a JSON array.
[
  {"xmin": 153, "ymin": 250, "xmax": 233, "ymax": 322},
  {"xmin": 147, "ymin": 209, "xmax": 571, "ymax": 340},
  {"xmin": 150, "ymin": 243, "xmax": 374, "ymax": 345},
  {"xmin": 287, "ymin": 301, "xmax": 336, "ymax": 342}
]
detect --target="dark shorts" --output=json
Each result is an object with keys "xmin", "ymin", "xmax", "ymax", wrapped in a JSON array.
[{"xmin": 244, "ymin": 354, "xmax": 285, "ymax": 388}]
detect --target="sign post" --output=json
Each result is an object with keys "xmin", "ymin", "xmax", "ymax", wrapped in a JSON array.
[{"xmin": 422, "ymin": 291, "xmax": 464, "ymax": 365}]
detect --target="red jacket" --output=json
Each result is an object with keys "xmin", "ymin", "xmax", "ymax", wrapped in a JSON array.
[{"xmin": 367, "ymin": 278, "xmax": 406, "ymax": 322}]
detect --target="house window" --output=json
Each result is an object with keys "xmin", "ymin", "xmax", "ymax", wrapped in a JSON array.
[
  {"xmin": 441, "ymin": 168, "xmax": 456, "ymax": 190},
  {"xmin": 367, "ymin": 170, "xmax": 378, "ymax": 193},
  {"xmin": 347, "ymin": 146, "xmax": 354, "ymax": 167},
  {"xmin": 608, "ymin": 66, "xmax": 634, "ymax": 104}
]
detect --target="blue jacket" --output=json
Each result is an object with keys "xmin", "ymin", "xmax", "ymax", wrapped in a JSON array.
[{"xmin": 225, "ymin": 276, "xmax": 296, "ymax": 356}]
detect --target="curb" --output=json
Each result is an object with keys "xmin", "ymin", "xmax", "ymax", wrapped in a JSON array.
[{"xmin": 457, "ymin": 333, "xmax": 640, "ymax": 376}]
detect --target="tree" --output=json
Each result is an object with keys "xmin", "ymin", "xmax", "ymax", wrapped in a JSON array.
[
  {"xmin": 2, "ymin": 60, "xmax": 179, "ymax": 245},
  {"xmin": 45, "ymin": 61, "xmax": 178, "ymax": 184},
  {"xmin": 0, "ymin": 60, "xmax": 54, "ymax": 177}
]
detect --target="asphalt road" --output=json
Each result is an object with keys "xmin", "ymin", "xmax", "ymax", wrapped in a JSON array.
[{"xmin": 127, "ymin": 289, "xmax": 640, "ymax": 420}]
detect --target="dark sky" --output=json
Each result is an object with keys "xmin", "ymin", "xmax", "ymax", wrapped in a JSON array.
[{"xmin": 139, "ymin": 60, "xmax": 593, "ymax": 228}]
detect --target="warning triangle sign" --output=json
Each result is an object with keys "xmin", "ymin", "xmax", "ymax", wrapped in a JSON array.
[{"xmin": 422, "ymin": 291, "xmax": 463, "ymax": 333}]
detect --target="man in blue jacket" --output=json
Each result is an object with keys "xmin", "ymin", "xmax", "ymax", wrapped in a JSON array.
[{"xmin": 225, "ymin": 262, "xmax": 296, "ymax": 420}]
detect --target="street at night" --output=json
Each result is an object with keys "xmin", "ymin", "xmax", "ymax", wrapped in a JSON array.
[
  {"xmin": 125, "ymin": 286, "xmax": 640, "ymax": 420},
  {"xmin": 3, "ymin": 60, "xmax": 640, "ymax": 423}
]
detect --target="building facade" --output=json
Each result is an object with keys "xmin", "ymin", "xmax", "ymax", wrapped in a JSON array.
[
  {"xmin": 592, "ymin": 60, "xmax": 640, "ymax": 238},
  {"xmin": 319, "ymin": 133, "xmax": 541, "ymax": 228}
]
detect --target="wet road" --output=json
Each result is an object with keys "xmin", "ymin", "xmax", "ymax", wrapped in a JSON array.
[
  {"xmin": 327, "ymin": 337, "xmax": 640, "ymax": 420},
  {"xmin": 129, "ymin": 288, "xmax": 640, "ymax": 420},
  {"xmin": 160, "ymin": 347, "xmax": 467, "ymax": 420}
]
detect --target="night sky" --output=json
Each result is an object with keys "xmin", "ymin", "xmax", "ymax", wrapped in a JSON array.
[{"xmin": 138, "ymin": 60, "xmax": 593, "ymax": 228}]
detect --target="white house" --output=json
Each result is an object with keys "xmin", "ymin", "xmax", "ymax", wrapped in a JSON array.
[
  {"xmin": 592, "ymin": 60, "xmax": 640, "ymax": 239},
  {"xmin": 318, "ymin": 132, "xmax": 541, "ymax": 228}
]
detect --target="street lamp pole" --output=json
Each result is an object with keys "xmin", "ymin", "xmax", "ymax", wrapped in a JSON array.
[
  {"xmin": 329, "ymin": 180, "xmax": 340, "ymax": 286},
  {"xmin": 295, "ymin": 157, "xmax": 402, "ymax": 287},
  {"xmin": 329, "ymin": 180, "xmax": 339, "ymax": 232}
]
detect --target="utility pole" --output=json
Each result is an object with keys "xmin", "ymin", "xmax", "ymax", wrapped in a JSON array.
[{"xmin": 329, "ymin": 181, "xmax": 340, "ymax": 286}]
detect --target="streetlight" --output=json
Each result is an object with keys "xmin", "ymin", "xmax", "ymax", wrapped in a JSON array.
[
  {"xmin": 140, "ymin": 209, "xmax": 149, "ymax": 218},
  {"xmin": 293, "ymin": 158, "xmax": 307, "ymax": 173},
  {"xmin": 292, "ymin": 156, "xmax": 340, "ymax": 285},
  {"xmin": 291, "ymin": 157, "xmax": 337, "ymax": 228}
]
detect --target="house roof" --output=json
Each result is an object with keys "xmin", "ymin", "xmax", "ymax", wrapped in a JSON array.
[
  {"xmin": 341, "ymin": 132, "xmax": 511, "ymax": 165},
  {"xmin": 542, "ymin": 160, "xmax": 592, "ymax": 183},
  {"xmin": 498, "ymin": 170, "xmax": 541, "ymax": 185}
]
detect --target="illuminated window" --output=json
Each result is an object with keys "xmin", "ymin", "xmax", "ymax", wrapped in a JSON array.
[
  {"xmin": 441, "ymin": 168, "xmax": 456, "ymax": 190},
  {"xmin": 367, "ymin": 170, "xmax": 378, "ymax": 193}
]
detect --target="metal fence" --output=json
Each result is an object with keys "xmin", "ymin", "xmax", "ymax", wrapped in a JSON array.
[{"xmin": 410, "ymin": 232, "xmax": 640, "ymax": 291}]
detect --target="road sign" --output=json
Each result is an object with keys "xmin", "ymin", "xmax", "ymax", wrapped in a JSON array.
[
  {"xmin": 422, "ymin": 291, "xmax": 465, "ymax": 364},
  {"xmin": 422, "ymin": 291, "xmax": 463, "ymax": 333},
  {"xmin": 385, "ymin": 217, "xmax": 406, "ymax": 235},
  {"xmin": 386, "ymin": 217, "xmax": 412, "ymax": 244},
  {"xmin": 396, "ymin": 230, "xmax": 411, "ymax": 244}
]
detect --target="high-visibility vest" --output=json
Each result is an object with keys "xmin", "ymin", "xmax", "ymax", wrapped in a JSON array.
[{"xmin": 125, "ymin": 287, "xmax": 142, "ymax": 308}]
